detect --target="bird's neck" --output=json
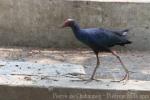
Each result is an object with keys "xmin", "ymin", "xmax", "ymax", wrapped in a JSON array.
[{"xmin": 70, "ymin": 22, "xmax": 81, "ymax": 35}]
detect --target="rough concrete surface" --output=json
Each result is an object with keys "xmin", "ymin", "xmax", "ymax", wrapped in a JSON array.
[
  {"xmin": 0, "ymin": 47, "xmax": 149, "ymax": 100},
  {"xmin": 0, "ymin": 47, "xmax": 149, "ymax": 81},
  {"xmin": 0, "ymin": 0, "xmax": 149, "ymax": 50},
  {"xmin": 69, "ymin": 0, "xmax": 150, "ymax": 3}
]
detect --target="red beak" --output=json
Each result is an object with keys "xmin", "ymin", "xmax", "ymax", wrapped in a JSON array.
[
  {"xmin": 61, "ymin": 24, "xmax": 66, "ymax": 28},
  {"xmin": 60, "ymin": 20, "xmax": 69, "ymax": 28}
]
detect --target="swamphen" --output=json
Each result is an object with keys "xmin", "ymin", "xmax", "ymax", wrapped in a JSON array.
[{"xmin": 61, "ymin": 19, "xmax": 132, "ymax": 82}]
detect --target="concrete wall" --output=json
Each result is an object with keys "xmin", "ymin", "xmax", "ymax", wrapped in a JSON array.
[{"xmin": 0, "ymin": 0, "xmax": 150, "ymax": 51}]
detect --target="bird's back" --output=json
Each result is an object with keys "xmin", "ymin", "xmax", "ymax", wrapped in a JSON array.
[{"xmin": 76, "ymin": 28, "xmax": 131, "ymax": 51}]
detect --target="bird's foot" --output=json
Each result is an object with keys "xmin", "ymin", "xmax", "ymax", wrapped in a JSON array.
[
  {"xmin": 128, "ymin": 71, "xmax": 137, "ymax": 73},
  {"xmin": 111, "ymin": 72, "xmax": 129, "ymax": 84},
  {"xmin": 71, "ymin": 77, "xmax": 101, "ymax": 84},
  {"xmin": 84, "ymin": 77, "xmax": 102, "ymax": 84}
]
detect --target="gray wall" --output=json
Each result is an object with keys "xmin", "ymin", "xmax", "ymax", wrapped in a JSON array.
[{"xmin": 0, "ymin": 0, "xmax": 150, "ymax": 51}]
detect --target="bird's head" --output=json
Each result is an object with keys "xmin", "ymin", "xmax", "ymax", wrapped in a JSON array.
[{"xmin": 61, "ymin": 19, "xmax": 75, "ymax": 28}]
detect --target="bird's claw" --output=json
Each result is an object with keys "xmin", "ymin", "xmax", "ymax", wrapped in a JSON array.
[
  {"xmin": 111, "ymin": 72, "xmax": 129, "ymax": 84},
  {"xmin": 84, "ymin": 77, "xmax": 102, "ymax": 84},
  {"xmin": 71, "ymin": 77, "xmax": 101, "ymax": 84},
  {"xmin": 128, "ymin": 71, "xmax": 136, "ymax": 73}
]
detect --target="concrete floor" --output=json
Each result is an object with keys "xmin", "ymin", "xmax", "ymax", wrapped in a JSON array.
[
  {"xmin": 68, "ymin": 0, "xmax": 150, "ymax": 3},
  {"xmin": 0, "ymin": 47, "xmax": 149, "ymax": 100},
  {"xmin": 0, "ymin": 47, "xmax": 149, "ymax": 81}
]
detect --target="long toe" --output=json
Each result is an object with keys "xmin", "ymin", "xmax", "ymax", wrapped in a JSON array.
[
  {"xmin": 71, "ymin": 77, "xmax": 101, "ymax": 83},
  {"xmin": 83, "ymin": 78, "xmax": 101, "ymax": 84},
  {"xmin": 121, "ymin": 72, "xmax": 129, "ymax": 82},
  {"xmin": 112, "ymin": 72, "xmax": 129, "ymax": 82},
  {"xmin": 71, "ymin": 77, "xmax": 90, "ymax": 82},
  {"xmin": 84, "ymin": 77, "xmax": 102, "ymax": 83}
]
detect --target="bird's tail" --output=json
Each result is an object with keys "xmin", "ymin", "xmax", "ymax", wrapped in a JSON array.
[
  {"xmin": 122, "ymin": 29, "xmax": 130, "ymax": 32},
  {"xmin": 126, "ymin": 40, "xmax": 132, "ymax": 44},
  {"xmin": 121, "ymin": 29, "xmax": 130, "ymax": 36},
  {"xmin": 120, "ymin": 29, "xmax": 132, "ymax": 46},
  {"xmin": 119, "ymin": 40, "xmax": 132, "ymax": 46}
]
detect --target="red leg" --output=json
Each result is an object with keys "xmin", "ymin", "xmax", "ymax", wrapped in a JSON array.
[
  {"xmin": 110, "ymin": 50, "xmax": 129, "ymax": 82},
  {"xmin": 90, "ymin": 52, "xmax": 100, "ymax": 80}
]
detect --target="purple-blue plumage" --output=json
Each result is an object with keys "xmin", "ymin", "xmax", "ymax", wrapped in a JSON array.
[
  {"xmin": 62, "ymin": 19, "xmax": 131, "ymax": 52},
  {"xmin": 61, "ymin": 19, "xmax": 131, "ymax": 81}
]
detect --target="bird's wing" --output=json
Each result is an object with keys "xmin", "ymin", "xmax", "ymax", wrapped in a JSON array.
[
  {"xmin": 84, "ymin": 28, "xmax": 115, "ymax": 47},
  {"xmin": 86, "ymin": 28, "xmax": 129, "ymax": 47}
]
